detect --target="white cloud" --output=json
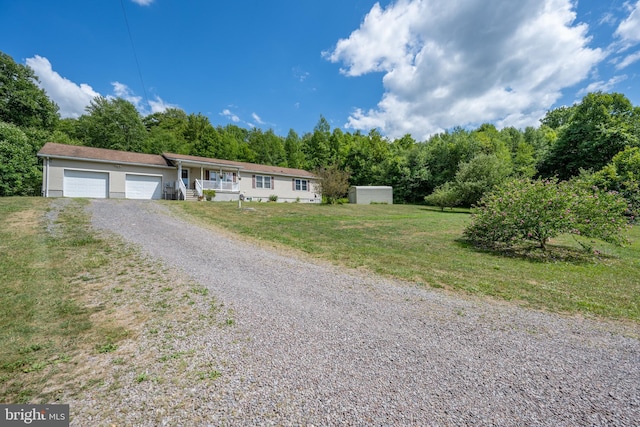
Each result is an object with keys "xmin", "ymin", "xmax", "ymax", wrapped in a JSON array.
[
  {"xmin": 25, "ymin": 55, "xmax": 99, "ymax": 118},
  {"xmin": 25, "ymin": 55, "xmax": 174, "ymax": 118},
  {"xmin": 221, "ymin": 109, "xmax": 240, "ymax": 122},
  {"xmin": 148, "ymin": 96, "xmax": 177, "ymax": 114},
  {"xmin": 252, "ymin": 112, "xmax": 265, "ymax": 125},
  {"xmin": 615, "ymin": 1, "xmax": 640, "ymax": 45},
  {"xmin": 111, "ymin": 81, "xmax": 143, "ymax": 109},
  {"xmin": 326, "ymin": 0, "xmax": 604, "ymax": 139},
  {"xmin": 131, "ymin": 0, "xmax": 154, "ymax": 6},
  {"xmin": 615, "ymin": 49, "xmax": 640, "ymax": 69},
  {"xmin": 577, "ymin": 75, "xmax": 628, "ymax": 95},
  {"xmin": 599, "ymin": 12, "xmax": 616, "ymax": 26}
]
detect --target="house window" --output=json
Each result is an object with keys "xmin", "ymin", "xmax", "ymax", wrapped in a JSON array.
[
  {"xmin": 295, "ymin": 179, "xmax": 308, "ymax": 191},
  {"xmin": 255, "ymin": 175, "xmax": 272, "ymax": 189}
]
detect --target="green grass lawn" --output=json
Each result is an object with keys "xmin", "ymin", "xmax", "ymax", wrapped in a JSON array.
[{"xmin": 175, "ymin": 201, "xmax": 640, "ymax": 322}]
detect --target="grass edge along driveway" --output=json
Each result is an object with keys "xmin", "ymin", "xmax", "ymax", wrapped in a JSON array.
[{"xmin": 175, "ymin": 201, "xmax": 640, "ymax": 323}]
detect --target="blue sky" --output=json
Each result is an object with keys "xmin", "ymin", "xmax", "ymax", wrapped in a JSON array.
[{"xmin": 1, "ymin": 0, "xmax": 639, "ymax": 140}]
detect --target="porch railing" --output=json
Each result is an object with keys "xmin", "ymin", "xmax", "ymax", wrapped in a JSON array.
[
  {"xmin": 195, "ymin": 179, "xmax": 239, "ymax": 192},
  {"xmin": 195, "ymin": 179, "xmax": 203, "ymax": 198}
]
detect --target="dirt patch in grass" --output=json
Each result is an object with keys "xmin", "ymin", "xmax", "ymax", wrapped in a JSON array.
[{"xmin": 3, "ymin": 208, "xmax": 39, "ymax": 235}]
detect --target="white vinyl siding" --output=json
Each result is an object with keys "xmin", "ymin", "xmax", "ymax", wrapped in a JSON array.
[
  {"xmin": 125, "ymin": 174, "xmax": 162, "ymax": 199},
  {"xmin": 63, "ymin": 170, "xmax": 108, "ymax": 198}
]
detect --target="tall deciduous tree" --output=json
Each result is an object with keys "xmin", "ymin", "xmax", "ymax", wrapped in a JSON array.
[
  {"xmin": 247, "ymin": 128, "xmax": 286, "ymax": 166},
  {"xmin": 0, "ymin": 51, "xmax": 59, "ymax": 130},
  {"xmin": 303, "ymin": 116, "xmax": 331, "ymax": 169},
  {"xmin": 284, "ymin": 129, "xmax": 305, "ymax": 169},
  {"xmin": 77, "ymin": 97, "xmax": 146, "ymax": 152},
  {"xmin": 539, "ymin": 92, "xmax": 640, "ymax": 179}
]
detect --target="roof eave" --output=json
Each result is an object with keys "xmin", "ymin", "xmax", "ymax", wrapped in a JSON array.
[{"xmin": 37, "ymin": 153, "xmax": 173, "ymax": 169}]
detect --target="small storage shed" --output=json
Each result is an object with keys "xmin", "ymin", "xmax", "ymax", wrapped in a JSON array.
[{"xmin": 348, "ymin": 186, "xmax": 393, "ymax": 204}]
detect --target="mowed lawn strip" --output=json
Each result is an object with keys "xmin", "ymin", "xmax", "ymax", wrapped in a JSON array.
[{"xmin": 175, "ymin": 202, "xmax": 640, "ymax": 322}]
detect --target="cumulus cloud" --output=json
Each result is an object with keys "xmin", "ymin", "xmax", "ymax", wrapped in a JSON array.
[
  {"xmin": 131, "ymin": 0, "xmax": 154, "ymax": 6},
  {"xmin": 26, "ymin": 55, "xmax": 99, "ymax": 118},
  {"xmin": 25, "ymin": 56, "xmax": 175, "ymax": 118},
  {"xmin": 615, "ymin": 1, "xmax": 640, "ymax": 45},
  {"xmin": 325, "ymin": 0, "xmax": 604, "ymax": 139},
  {"xmin": 111, "ymin": 81, "xmax": 143, "ymax": 108}
]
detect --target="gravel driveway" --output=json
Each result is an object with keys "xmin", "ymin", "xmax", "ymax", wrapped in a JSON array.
[{"xmin": 86, "ymin": 199, "xmax": 639, "ymax": 426}]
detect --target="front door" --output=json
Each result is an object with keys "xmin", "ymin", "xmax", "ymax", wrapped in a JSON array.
[{"xmin": 181, "ymin": 169, "xmax": 189, "ymax": 188}]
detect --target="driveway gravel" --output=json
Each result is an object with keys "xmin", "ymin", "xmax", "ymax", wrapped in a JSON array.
[{"xmin": 84, "ymin": 199, "xmax": 639, "ymax": 426}]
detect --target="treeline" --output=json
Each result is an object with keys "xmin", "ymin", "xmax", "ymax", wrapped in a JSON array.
[{"xmin": 1, "ymin": 50, "xmax": 639, "ymax": 207}]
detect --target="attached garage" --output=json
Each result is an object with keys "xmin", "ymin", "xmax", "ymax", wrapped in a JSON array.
[
  {"xmin": 63, "ymin": 170, "xmax": 108, "ymax": 198},
  {"xmin": 125, "ymin": 174, "xmax": 162, "ymax": 200}
]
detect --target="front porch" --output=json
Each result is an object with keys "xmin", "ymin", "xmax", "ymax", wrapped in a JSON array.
[{"xmin": 174, "ymin": 160, "xmax": 242, "ymax": 201}]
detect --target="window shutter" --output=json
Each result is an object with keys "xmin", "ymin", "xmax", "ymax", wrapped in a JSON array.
[
  {"xmin": 271, "ymin": 176, "xmax": 275, "ymax": 190},
  {"xmin": 292, "ymin": 179, "xmax": 295, "ymax": 190},
  {"xmin": 307, "ymin": 180, "xmax": 310, "ymax": 192},
  {"xmin": 252, "ymin": 175, "xmax": 256, "ymax": 189}
]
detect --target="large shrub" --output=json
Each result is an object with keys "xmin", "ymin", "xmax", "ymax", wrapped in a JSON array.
[
  {"xmin": 0, "ymin": 121, "xmax": 42, "ymax": 196},
  {"xmin": 464, "ymin": 178, "xmax": 629, "ymax": 250}
]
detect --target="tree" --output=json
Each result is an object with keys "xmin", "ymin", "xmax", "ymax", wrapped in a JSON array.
[
  {"xmin": 587, "ymin": 146, "xmax": 640, "ymax": 218},
  {"xmin": 143, "ymin": 108, "xmax": 189, "ymax": 154},
  {"xmin": 77, "ymin": 97, "xmax": 146, "ymax": 152},
  {"xmin": 315, "ymin": 163, "xmax": 351, "ymax": 204},
  {"xmin": 464, "ymin": 178, "xmax": 629, "ymax": 251},
  {"xmin": 303, "ymin": 116, "xmax": 331, "ymax": 169},
  {"xmin": 424, "ymin": 127, "xmax": 479, "ymax": 189},
  {"xmin": 539, "ymin": 92, "xmax": 640, "ymax": 179},
  {"xmin": 247, "ymin": 128, "xmax": 286, "ymax": 166},
  {"xmin": 453, "ymin": 154, "xmax": 512, "ymax": 207},
  {"xmin": 343, "ymin": 129, "xmax": 390, "ymax": 186},
  {"xmin": 0, "ymin": 122, "xmax": 41, "ymax": 196},
  {"xmin": 424, "ymin": 182, "xmax": 458, "ymax": 210},
  {"xmin": 0, "ymin": 51, "xmax": 59, "ymax": 130},
  {"xmin": 284, "ymin": 128, "xmax": 305, "ymax": 169},
  {"xmin": 184, "ymin": 113, "xmax": 217, "ymax": 157}
]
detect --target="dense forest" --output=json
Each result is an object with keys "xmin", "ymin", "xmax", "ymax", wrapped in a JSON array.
[{"xmin": 1, "ymin": 51, "xmax": 639, "ymax": 209}]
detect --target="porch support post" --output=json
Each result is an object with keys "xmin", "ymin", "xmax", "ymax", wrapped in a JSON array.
[
  {"xmin": 177, "ymin": 161, "xmax": 182, "ymax": 184},
  {"xmin": 200, "ymin": 166, "xmax": 203, "ymax": 182}
]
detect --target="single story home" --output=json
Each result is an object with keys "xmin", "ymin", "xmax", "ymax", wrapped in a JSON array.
[
  {"xmin": 348, "ymin": 186, "xmax": 393, "ymax": 204},
  {"xmin": 37, "ymin": 142, "xmax": 320, "ymax": 203}
]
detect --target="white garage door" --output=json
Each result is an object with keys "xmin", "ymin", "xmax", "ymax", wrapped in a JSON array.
[
  {"xmin": 63, "ymin": 170, "xmax": 108, "ymax": 198},
  {"xmin": 125, "ymin": 174, "xmax": 162, "ymax": 199}
]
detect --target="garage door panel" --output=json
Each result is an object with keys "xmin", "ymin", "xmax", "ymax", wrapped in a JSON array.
[
  {"xmin": 63, "ymin": 170, "xmax": 108, "ymax": 198},
  {"xmin": 126, "ymin": 174, "xmax": 162, "ymax": 199}
]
